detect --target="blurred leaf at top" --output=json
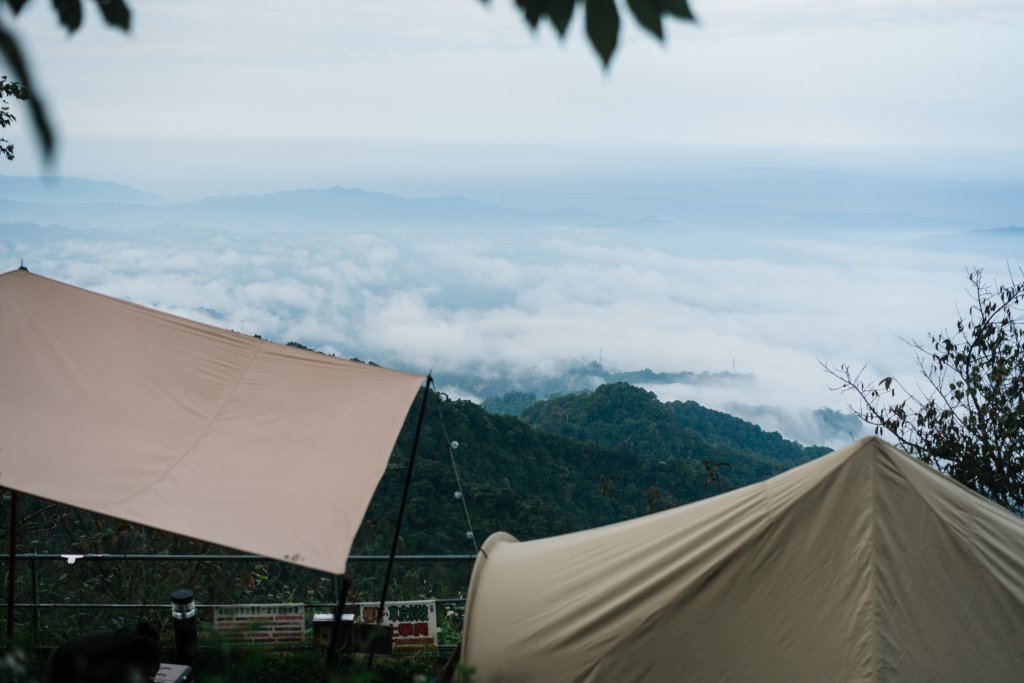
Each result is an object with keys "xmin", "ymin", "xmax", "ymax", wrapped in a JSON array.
[{"xmin": 493, "ymin": 0, "xmax": 696, "ymax": 66}]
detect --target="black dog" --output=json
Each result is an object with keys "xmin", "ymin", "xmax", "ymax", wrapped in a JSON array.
[{"xmin": 43, "ymin": 621, "xmax": 161, "ymax": 683}]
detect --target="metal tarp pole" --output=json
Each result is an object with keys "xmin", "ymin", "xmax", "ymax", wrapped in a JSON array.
[
  {"xmin": 370, "ymin": 375, "xmax": 433, "ymax": 668},
  {"xmin": 324, "ymin": 573, "xmax": 351, "ymax": 679},
  {"xmin": 5, "ymin": 489, "xmax": 17, "ymax": 644}
]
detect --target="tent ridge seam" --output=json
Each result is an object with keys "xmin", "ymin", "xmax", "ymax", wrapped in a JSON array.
[
  {"xmin": 869, "ymin": 449, "xmax": 879, "ymax": 681},
  {"xmin": 98, "ymin": 339, "xmax": 267, "ymax": 511}
]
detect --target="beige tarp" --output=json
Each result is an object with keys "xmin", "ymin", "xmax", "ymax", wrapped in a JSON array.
[
  {"xmin": 0, "ymin": 268, "xmax": 424, "ymax": 575},
  {"xmin": 462, "ymin": 436, "xmax": 1024, "ymax": 682}
]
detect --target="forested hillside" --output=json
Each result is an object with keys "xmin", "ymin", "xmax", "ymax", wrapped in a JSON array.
[
  {"xmin": 519, "ymin": 383, "xmax": 825, "ymax": 483},
  {"xmin": 351, "ymin": 383, "xmax": 829, "ymax": 598}
]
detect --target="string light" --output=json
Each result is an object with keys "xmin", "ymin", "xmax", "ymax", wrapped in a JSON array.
[{"xmin": 435, "ymin": 395, "xmax": 478, "ymax": 553}]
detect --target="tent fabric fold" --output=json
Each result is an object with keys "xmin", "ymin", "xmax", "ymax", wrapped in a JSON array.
[
  {"xmin": 0, "ymin": 268, "xmax": 425, "ymax": 575},
  {"xmin": 461, "ymin": 436, "xmax": 1024, "ymax": 682}
]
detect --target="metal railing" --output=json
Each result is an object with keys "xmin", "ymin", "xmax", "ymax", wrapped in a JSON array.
[{"xmin": 1, "ymin": 552, "xmax": 476, "ymax": 650}]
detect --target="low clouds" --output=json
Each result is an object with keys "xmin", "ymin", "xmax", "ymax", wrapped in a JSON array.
[{"xmin": 4, "ymin": 221, "xmax": 1018, "ymax": 444}]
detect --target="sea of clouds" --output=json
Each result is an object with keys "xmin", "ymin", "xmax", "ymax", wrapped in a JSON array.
[{"xmin": 3, "ymin": 216, "xmax": 1020, "ymax": 447}]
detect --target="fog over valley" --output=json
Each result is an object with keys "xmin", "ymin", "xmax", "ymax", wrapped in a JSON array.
[{"xmin": 3, "ymin": 167, "xmax": 1021, "ymax": 448}]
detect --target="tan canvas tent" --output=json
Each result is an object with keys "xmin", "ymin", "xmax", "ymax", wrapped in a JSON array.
[
  {"xmin": 0, "ymin": 268, "xmax": 425, "ymax": 575},
  {"xmin": 461, "ymin": 436, "xmax": 1024, "ymax": 682}
]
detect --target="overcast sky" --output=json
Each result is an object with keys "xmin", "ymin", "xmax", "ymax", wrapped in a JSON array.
[{"xmin": 2, "ymin": 0, "xmax": 1022, "ymax": 199}]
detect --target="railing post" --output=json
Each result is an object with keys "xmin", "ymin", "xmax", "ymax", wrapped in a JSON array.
[
  {"xmin": 29, "ymin": 557, "xmax": 38, "ymax": 646},
  {"xmin": 5, "ymin": 489, "xmax": 17, "ymax": 645},
  {"xmin": 170, "ymin": 589, "xmax": 198, "ymax": 665},
  {"xmin": 324, "ymin": 574, "xmax": 352, "ymax": 680}
]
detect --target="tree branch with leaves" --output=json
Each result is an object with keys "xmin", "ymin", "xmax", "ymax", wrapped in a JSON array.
[
  {"xmin": 822, "ymin": 268, "xmax": 1024, "ymax": 513},
  {"xmin": 500, "ymin": 0, "xmax": 695, "ymax": 65},
  {"xmin": 0, "ymin": 73, "xmax": 27, "ymax": 159},
  {"xmin": 1, "ymin": 0, "xmax": 131, "ymax": 160}
]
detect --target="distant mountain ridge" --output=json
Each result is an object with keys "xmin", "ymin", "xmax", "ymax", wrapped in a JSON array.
[
  {"xmin": 173, "ymin": 185, "xmax": 596, "ymax": 230},
  {"xmin": 0, "ymin": 174, "xmax": 164, "ymax": 205},
  {"xmin": 910, "ymin": 225, "xmax": 1024, "ymax": 257},
  {"xmin": 0, "ymin": 175, "xmax": 599, "ymax": 231},
  {"xmin": 4, "ymin": 172, "xmax": 1020, "ymax": 237}
]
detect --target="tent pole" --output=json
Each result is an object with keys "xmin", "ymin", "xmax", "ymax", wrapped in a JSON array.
[
  {"xmin": 369, "ymin": 374, "xmax": 433, "ymax": 669},
  {"xmin": 323, "ymin": 573, "xmax": 351, "ymax": 679},
  {"xmin": 5, "ymin": 489, "xmax": 16, "ymax": 645}
]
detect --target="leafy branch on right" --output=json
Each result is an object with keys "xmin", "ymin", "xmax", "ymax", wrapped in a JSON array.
[{"xmin": 822, "ymin": 268, "xmax": 1024, "ymax": 513}]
